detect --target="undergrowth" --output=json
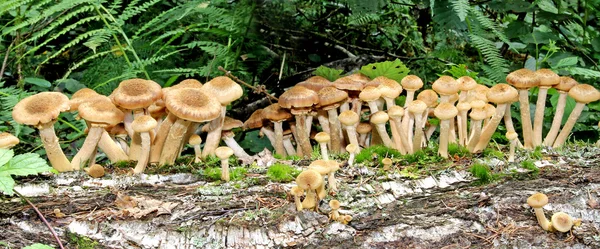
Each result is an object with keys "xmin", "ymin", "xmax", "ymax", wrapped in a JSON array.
[{"xmin": 266, "ymin": 163, "xmax": 300, "ymax": 182}]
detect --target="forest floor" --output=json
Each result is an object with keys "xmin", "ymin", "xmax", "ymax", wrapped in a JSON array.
[{"xmin": 1, "ymin": 143, "xmax": 599, "ymax": 249}]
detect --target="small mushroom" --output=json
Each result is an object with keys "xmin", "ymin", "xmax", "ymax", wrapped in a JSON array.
[
  {"xmin": 263, "ymin": 103, "xmax": 292, "ymax": 157},
  {"xmin": 279, "ymin": 86, "xmax": 319, "ymax": 158},
  {"xmin": 387, "ymin": 106, "xmax": 410, "ymax": 154},
  {"xmin": 370, "ymin": 111, "xmax": 394, "ymax": 148},
  {"xmin": 456, "ymin": 102, "xmax": 471, "ymax": 147},
  {"xmin": 407, "ymin": 100, "xmax": 428, "ymax": 152},
  {"xmin": 553, "ymin": 84, "xmax": 600, "ymax": 148},
  {"xmin": 400, "ymin": 75, "xmax": 423, "ymax": 107},
  {"xmin": 527, "ymin": 192, "xmax": 553, "ymax": 231},
  {"xmin": 543, "ymin": 77, "xmax": 579, "ymax": 146},
  {"xmin": 340, "ymin": 215, "xmax": 353, "ymax": 225},
  {"xmin": 189, "ymin": 134, "xmax": 202, "ymax": 163},
  {"xmin": 296, "ymin": 169, "xmax": 324, "ymax": 210},
  {"xmin": 382, "ymin": 157, "xmax": 392, "ymax": 170},
  {"xmin": 507, "ymin": 69, "xmax": 540, "ymax": 149},
  {"xmin": 346, "ymin": 143, "xmax": 359, "ymax": 167},
  {"xmin": 84, "ymin": 164, "xmax": 105, "ymax": 178},
  {"xmin": 290, "ymin": 186, "xmax": 304, "ymax": 211},
  {"xmin": 314, "ymin": 132, "xmax": 331, "ymax": 160},
  {"xmin": 506, "ymin": 131, "xmax": 518, "ymax": 163},
  {"xmin": 551, "ymin": 212, "xmax": 575, "ymax": 233},
  {"xmin": 0, "ymin": 132, "xmax": 19, "ymax": 149},
  {"xmin": 474, "ymin": 83, "xmax": 518, "ymax": 152},
  {"xmin": 338, "ymin": 110, "xmax": 361, "ymax": 149},
  {"xmin": 359, "ymin": 86, "xmax": 382, "ymax": 113},
  {"xmin": 329, "ymin": 200, "xmax": 341, "ymax": 221},
  {"xmin": 466, "ymin": 100, "xmax": 486, "ymax": 152},
  {"xmin": 532, "ymin": 69, "xmax": 560, "ymax": 147},
  {"xmin": 434, "ymin": 103, "xmax": 458, "ymax": 158},
  {"xmin": 457, "ymin": 76, "xmax": 478, "ymax": 102},
  {"xmin": 132, "ymin": 115, "xmax": 157, "ymax": 174},
  {"xmin": 215, "ymin": 146, "xmax": 234, "ymax": 182},
  {"xmin": 356, "ymin": 122, "xmax": 372, "ymax": 148},
  {"xmin": 307, "ymin": 160, "xmax": 330, "ymax": 199},
  {"xmin": 432, "ymin": 76, "xmax": 460, "ymax": 104}
]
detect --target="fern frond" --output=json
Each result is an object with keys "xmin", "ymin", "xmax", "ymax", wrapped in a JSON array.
[
  {"xmin": 131, "ymin": 49, "xmax": 184, "ymax": 69},
  {"xmin": 0, "ymin": 0, "xmax": 36, "ymax": 16},
  {"xmin": 17, "ymin": 15, "xmax": 101, "ymax": 54},
  {"xmin": 348, "ymin": 13, "xmax": 380, "ymax": 26},
  {"xmin": 117, "ymin": 0, "xmax": 161, "ymax": 23},
  {"xmin": 470, "ymin": 8, "xmax": 510, "ymax": 46},
  {"xmin": 63, "ymin": 49, "xmax": 117, "ymax": 79},
  {"xmin": 2, "ymin": 0, "xmax": 93, "ymax": 36},
  {"xmin": 134, "ymin": 6, "xmax": 179, "ymax": 37},
  {"xmin": 38, "ymin": 29, "xmax": 107, "ymax": 67},
  {"xmin": 108, "ymin": 0, "xmax": 123, "ymax": 12},
  {"xmin": 152, "ymin": 68, "xmax": 202, "ymax": 77},
  {"xmin": 83, "ymin": 29, "xmax": 113, "ymax": 53},
  {"xmin": 451, "ymin": 0, "xmax": 469, "ymax": 22},
  {"xmin": 469, "ymin": 34, "xmax": 509, "ymax": 82}
]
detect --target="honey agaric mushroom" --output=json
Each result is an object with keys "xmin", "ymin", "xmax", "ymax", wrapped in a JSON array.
[
  {"xmin": 0, "ymin": 132, "xmax": 19, "ymax": 149},
  {"xmin": 290, "ymin": 186, "xmax": 304, "ymax": 211},
  {"xmin": 400, "ymin": 75, "xmax": 424, "ymax": 107},
  {"xmin": 131, "ymin": 115, "xmax": 157, "ymax": 174},
  {"xmin": 279, "ymin": 86, "xmax": 319, "ymax": 158},
  {"xmin": 326, "ymin": 160, "xmax": 340, "ymax": 192},
  {"xmin": 307, "ymin": 160, "xmax": 330, "ymax": 199},
  {"xmin": 434, "ymin": 103, "xmax": 458, "ymax": 158},
  {"xmin": 532, "ymin": 69, "xmax": 560, "ymax": 147},
  {"xmin": 315, "ymin": 132, "xmax": 331, "ymax": 160},
  {"xmin": 346, "ymin": 143, "xmax": 358, "ymax": 166},
  {"xmin": 200, "ymin": 76, "xmax": 243, "ymax": 158},
  {"xmin": 340, "ymin": 215, "xmax": 353, "ymax": 225},
  {"xmin": 482, "ymin": 103, "xmax": 496, "ymax": 127},
  {"xmin": 432, "ymin": 76, "xmax": 460, "ymax": 104},
  {"xmin": 329, "ymin": 200, "xmax": 341, "ymax": 221},
  {"xmin": 388, "ymin": 106, "xmax": 410, "ymax": 154},
  {"xmin": 551, "ymin": 212, "xmax": 574, "ymax": 233},
  {"xmin": 457, "ymin": 76, "xmax": 478, "ymax": 102},
  {"xmin": 456, "ymin": 101, "xmax": 471, "ymax": 146},
  {"xmin": 408, "ymin": 100, "xmax": 428, "ymax": 152},
  {"xmin": 189, "ymin": 134, "xmax": 202, "ymax": 163},
  {"xmin": 318, "ymin": 86, "xmax": 348, "ymax": 153},
  {"xmin": 221, "ymin": 118, "xmax": 251, "ymax": 160},
  {"xmin": 263, "ymin": 103, "xmax": 292, "ymax": 156},
  {"xmin": 356, "ymin": 122, "xmax": 372, "ymax": 147},
  {"xmin": 359, "ymin": 85, "xmax": 382, "ymax": 113},
  {"xmin": 12, "ymin": 92, "xmax": 72, "ymax": 172},
  {"xmin": 215, "ymin": 146, "xmax": 234, "ymax": 182},
  {"xmin": 473, "ymin": 83, "xmax": 518, "ymax": 153},
  {"xmin": 296, "ymin": 169, "xmax": 324, "ymax": 210},
  {"xmin": 507, "ymin": 69, "xmax": 540, "ymax": 149},
  {"xmin": 296, "ymin": 76, "xmax": 332, "ymax": 92},
  {"xmin": 333, "ymin": 75, "xmax": 365, "ymax": 113},
  {"xmin": 553, "ymin": 84, "xmax": 600, "ymax": 148},
  {"xmin": 72, "ymin": 97, "xmax": 125, "ymax": 170},
  {"xmin": 370, "ymin": 111, "xmax": 394, "ymax": 148},
  {"xmin": 527, "ymin": 192, "xmax": 553, "ymax": 231},
  {"xmin": 374, "ymin": 76, "xmax": 403, "ymax": 109},
  {"xmin": 382, "ymin": 157, "xmax": 393, "ymax": 170},
  {"xmin": 110, "ymin": 124, "xmax": 129, "ymax": 154},
  {"xmin": 543, "ymin": 77, "xmax": 579, "ymax": 146},
  {"xmin": 159, "ymin": 88, "xmax": 221, "ymax": 165},
  {"xmin": 503, "ymin": 94, "xmax": 523, "ymax": 149},
  {"xmin": 338, "ymin": 110, "xmax": 360, "ymax": 149},
  {"xmin": 85, "ymin": 164, "xmax": 105, "ymax": 178},
  {"xmin": 507, "ymin": 131, "xmax": 518, "ymax": 162},
  {"xmin": 467, "ymin": 100, "xmax": 487, "ymax": 152}
]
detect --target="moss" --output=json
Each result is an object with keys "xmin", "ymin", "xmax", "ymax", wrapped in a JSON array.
[
  {"xmin": 284, "ymin": 154, "xmax": 302, "ymax": 160},
  {"xmin": 200, "ymin": 166, "xmax": 247, "ymax": 181},
  {"xmin": 112, "ymin": 160, "xmax": 136, "ymax": 169},
  {"xmin": 469, "ymin": 163, "xmax": 497, "ymax": 185},
  {"xmin": 266, "ymin": 163, "xmax": 301, "ymax": 182},
  {"xmin": 67, "ymin": 232, "xmax": 98, "ymax": 249},
  {"xmin": 529, "ymin": 146, "xmax": 543, "ymax": 160},
  {"xmin": 482, "ymin": 147, "xmax": 504, "ymax": 158},
  {"xmin": 520, "ymin": 160, "xmax": 540, "ymax": 175},
  {"xmin": 401, "ymin": 147, "xmax": 444, "ymax": 165},
  {"xmin": 447, "ymin": 143, "xmax": 470, "ymax": 158},
  {"xmin": 355, "ymin": 145, "xmax": 402, "ymax": 165}
]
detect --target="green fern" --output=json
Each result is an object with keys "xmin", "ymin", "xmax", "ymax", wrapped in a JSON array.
[
  {"xmin": 451, "ymin": 0, "xmax": 469, "ymax": 22},
  {"xmin": 469, "ymin": 34, "xmax": 509, "ymax": 82},
  {"xmin": 348, "ymin": 13, "xmax": 380, "ymax": 26}
]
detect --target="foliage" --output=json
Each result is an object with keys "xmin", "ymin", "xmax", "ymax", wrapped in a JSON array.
[
  {"xmin": 266, "ymin": 163, "xmax": 300, "ymax": 182},
  {"xmin": 355, "ymin": 145, "xmax": 402, "ymax": 165},
  {"xmin": 447, "ymin": 143, "xmax": 470, "ymax": 158},
  {"xmin": 239, "ymin": 130, "xmax": 273, "ymax": 154},
  {"xmin": 359, "ymin": 59, "xmax": 410, "ymax": 82},
  {"xmin": 201, "ymin": 167, "xmax": 247, "ymax": 182},
  {"xmin": 68, "ymin": 232, "xmax": 98, "ymax": 249},
  {"xmin": 521, "ymin": 160, "xmax": 540, "ymax": 175},
  {"xmin": 313, "ymin": 65, "xmax": 343, "ymax": 81},
  {"xmin": 401, "ymin": 147, "xmax": 445, "ymax": 165},
  {"xmin": 22, "ymin": 244, "xmax": 54, "ymax": 249},
  {"xmin": 0, "ymin": 149, "xmax": 53, "ymax": 195},
  {"xmin": 469, "ymin": 163, "xmax": 496, "ymax": 185}
]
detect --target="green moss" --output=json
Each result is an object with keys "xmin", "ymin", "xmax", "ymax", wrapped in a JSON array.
[
  {"xmin": 273, "ymin": 153, "xmax": 284, "ymax": 160},
  {"xmin": 202, "ymin": 167, "xmax": 222, "ymax": 181},
  {"xmin": 113, "ymin": 160, "xmax": 136, "ymax": 169},
  {"xmin": 284, "ymin": 154, "xmax": 301, "ymax": 160},
  {"xmin": 355, "ymin": 145, "xmax": 402, "ymax": 165},
  {"xmin": 401, "ymin": 147, "xmax": 444, "ymax": 165},
  {"xmin": 469, "ymin": 163, "xmax": 497, "ymax": 185},
  {"xmin": 201, "ymin": 166, "xmax": 247, "ymax": 181},
  {"xmin": 67, "ymin": 232, "xmax": 98, "ymax": 249},
  {"xmin": 447, "ymin": 143, "xmax": 470, "ymax": 158},
  {"xmin": 529, "ymin": 146, "xmax": 543, "ymax": 160},
  {"xmin": 520, "ymin": 160, "xmax": 539, "ymax": 175},
  {"xmin": 482, "ymin": 148, "xmax": 504, "ymax": 158},
  {"xmin": 266, "ymin": 163, "xmax": 301, "ymax": 182}
]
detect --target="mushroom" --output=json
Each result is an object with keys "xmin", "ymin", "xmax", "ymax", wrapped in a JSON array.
[
  {"xmin": 346, "ymin": 143, "xmax": 358, "ymax": 167},
  {"xmin": 506, "ymin": 131, "xmax": 518, "ymax": 162},
  {"xmin": 382, "ymin": 157, "xmax": 393, "ymax": 170},
  {"xmin": 215, "ymin": 146, "xmax": 234, "ymax": 182},
  {"xmin": 356, "ymin": 122, "xmax": 372, "ymax": 147},
  {"xmin": 456, "ymin": 101, "xmax": 471, "ymax": 146},
  {"xmin": 359, "ymin": 86, "xmax": 382, "ymax": 113},
  {"xmin": 400, "ymin": 75, "xmax": 424, "ymax": 107},
  {"xmin": 131, "ymin": 115, "xmax": 157, "ymax": 174},
  {"xmin": 318, "ymin": 86, "xmax": 348, "ymax": 153},
  {"xmin": 290, "ymin": 186, "xmax": 304, "ymax": 211},
  {"xmin": 279, "ymin": 86, "xmax": 319, "ymax": 158},
  {"xmin": 84, "ymin": 164, "xmax": 105, "ymax": 178},
  {"xmin": 263, "ymin": 103, "xmax": 293, "ymax": 157},
  {"xmin": 473, "ymin": 84, "xmax": 518, "ymax": 153},
  {"xmin": 432, "ymin": 76, "xmax": 460, "ymax": 104},
  {"xmin": 553, "ymin": 84, "xmax": 600, "ymax": 148},
  {"xmin": 551, "ymin": 212, "xmax": 575, "ymax": 233},
  {"xmin": 334, "ymin": 73, "xmax": 370, "ymax": 113},
  {"xmin": 189, "ymin": 134, "xmax": 202, "ymax": 163},
  {"xmin": 408, "ymin": 100, "xmax": 428, "ymax": 152},
  {"xmin": 282, "ymin": 131, "xmax": 297, "ymax": 156},
  {"xmin": 220, "ymin": 118, "xmax": 251, "ymax": 160},
  {"xmin": 0, "ymin": 132, "xmax": 19, "ymax": 149},
  {"xmin": 109, "ymin": 124, "xmax": 129, "ymax": 155},
  {"xmin": 296, "ymin": 169, "xmax": 324, "ymax": 210},
  {"xmin": 457, "ymin": 76, "xmax": 478, "ymax": 102},
  {"xmin": 387, "ymin": 106, "xmax": 410, "ymax": 154},
  {"xmin": 506, "ymin": 69, "xmax": 540, "ymax": 149},
  {"xmin": 200, "ymin": 77, "xmax": 243, "ymax": 158},
  {"xmin": 466, "ymin": 101, "xmax": 487, "ymax": 152},
  {"xmin": 543, "ymin": 77, "xmax": 579, "ymax": 146},
  {"xmin": 314, "ymin": 132, "xmax": 331, "ymax": 160},
  {"xmin": 374, "ymin": 76, "xmax": 403, "ymax": 109},
  {"xmin": 503, "ymin": 94, "xmax": 523, "ymax": 149},
  {"xmin": 370, "ymin": 111, "xmax": 394, "ymax": 148},
  {"xmin": 325, "ymin": 160, "xmax": 340, "ymax": 193},
  {"xmin": 434, "ymin": 103, "xmax": 458, "ymax": 158},
  {"xmin": 482, "ymin": 103, "xmax": 496, "ymax": 129},
  {"xmin": 338, "ymin": 110, "xmax": 360, "ymax": 150},
  {"xmin": 527, "ymin": 192, "xmax": 553, "ymax": 231},
  {"xmin": 340, "ymin": 215, "xmax": 353, "ymax": 225},
  {"xmin": 532, "ymin": 69, "xmax": 560, "ymax": 147},
  {"xmin": 329, "ymin": 199, "xmax": 341, "ymax": 221},
  {"xmin": 11, "ymin": 92, "xmax": 72, "ymax": 172},
  {"xmin": 296, "ymin": 76, "xmax": 332, "ymax": 92}
]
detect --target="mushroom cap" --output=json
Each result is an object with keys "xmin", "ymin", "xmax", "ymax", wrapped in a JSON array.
[
  {"xmin": 467, "ymin": 84, "xmax": 489, "ymax": 102},
  {"xmin": 527, "ymin": 192, "xmax": 549, "ymax": 208},
  {"xmin": 148, "ymin": 102, "xmax": 167, "ymax": 119},
  {"xmin": 165, "ymin": 88, "xmax": 221, "ymax": 122},
  {"xmin": 189, "ymin": 134, "xmax": 202, "ymax": 145},
  {"xmin": 318, "ymin": 86, "xmax": 348, "ymax": 108},
  {"xmin": 308, "ymin": 160, "xmax": 330, "ymax": 175},
  {"xmin": 401, "ymin": 75, "xmax": 424, "ymax": 91},
  {"xmin": 470, "ymin": 100, "xmax": 486, "ymax": 109},
  {"xmin": 112, "ymin": 79, "xmax": 162, "ymax": 110},
  {"xmin": 343, "ymin": 215, "xmax": 353, "ymax": 222},
  {"xmin": 374, "ymin": 76, "xmax": 403, "ymax": 99},
  {"xmin": 551, "ymin": 212, "xmax": 574, "ymax": 232},
  {"xmin": 506, "ymin": 131, "xmax": 518, "ymax": 140},
  {"xmin": 69, "ymin": 88, "xmax": 100, "ymax": 111},
  {"xmin": 279, "ymin": 86, "xmax": 319, "ymax": 109},
  {"xmin": 417, "ymin": 89, "xmax": 439, "ymax": 108},
  {"xmin": 486, "ymin": 83, "xmax": 518, "ymax": 104},
  {"xmin": 110, "ymin": 123, "xmax": 128, "ymax": 136},
  {"xmin": 356, "ymin": 122, "xmax": 372, "ymax": 134},
  {"xmin": 297, "ymin": 76, "xmax": 332, "ymax": 92},
  {"xmin": 535, "ymin": 69, "xmax": 560, "ymax": 87},
  {"xmin": 223, "ymin": 117, "xmax": 244, "ymax": 131},
  {"xmin": 568, "ymin": 84, "xmax": 600, "ymax": 103},
  {"xmin": 215, "ymin": 146, "xmax": 234, "ymax": 159},
  {"xmin": 333, "ymin": 75, "xmax": 365, "ymax": 91},
  {"xmin": 329, "ymin": 199, "xmax": 341, "ymax": 210},
  {"xmin": 78, "ymin": 97, "xmax": 125, "ymax": 126},
  {"xmin": 12, "ymin": 92, "xmax": 70, "ymax": 126},
  {"xmin": 326, "ymin": 160, "xmax": 340, "ymax": 172},
  {"xmin": 434, "ymin": 102, "xmax": 458, "ymax": 120},
  {"xmin": 484, "ymin": 104, "xmax": 496, "ymax": 118},
  {"xmin": 243, "ymin": 109, "xmax": 266, "ymax": 130},
  {"xmin": 346, "ymin": 143, "xmax": 359, "ymax": 153},
  {"xmin": 315, "ymin": 132, "xmax": 331, "ymax": 143},
  {"xmin": 176, "ymin": 79, "xmax": 203, "ymax": 88},
  {"xmin": 370, "ymin": 111, "xmax": 389, "ymax": 124},
  {"xmin": 346, "ymin": 73, "xmax": 371, "ymax": 83},
  {"xmin": 432, "ymin": 76, "xmax": 460, "ymax": 96},
  {"xmin": 407, "ymin": 100, "xmax": 428, "ymax": 114},
  {"xmin": 131, "ymin": 115, "xmax": 157, "ymax": 133},
  {"xmin": 457, "ymin": 76, "xmax": 478, "ymax": 91},
  {"xmin": 86, "ymin": 164, "xmax": 105, "ymax": 178},
  {"xmin": 469, "ymin": 108, "xmax": 487, "ymax": 121},
  {"xmin": 456, "ymin": 102, "xmax": 471, "ymax": 111},
  {"xmin": 555, "ymin": 77, "xmax": 578, "ymax": 92},
  {"xmin": 296, "ymin": 169, "xmax": 324, "ymax": 190},
  {"xmin": 290, "ymin": 185, "xmax": 304, "ymax": 196},
  {"xmin": 382, "ymin": 157, "xmax": 392, "ymax": 165},
  {"xmin": 201, "ymin": 76, "xmax": 243, "ymax": 105},
  {"xmin": 507, "ymin": 69, "xmax": 539, "ymax": 89},
  {"xmin": 339, "ymin": 110, "xmax": 360, "ymax": 126},
  {"xmin": 449, "ymin": 93, "xmax": 459, "ymax": 104},
  {"xmin": 387, "ymin": 105, "xmax": 405, "ymax": 118},
  {"xmin": 359, "ymin": 86, "xmax": 381, "ymax": 103},
  {"xmin": 0, "ymin": 132, "xmax": 19, "ymax": 149},
  {"xmin": 263, "ymin": 103, "xmax": 292, "ymax": 122}
]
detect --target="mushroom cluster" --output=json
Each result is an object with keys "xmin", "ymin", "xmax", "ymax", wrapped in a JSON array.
[{"xmin": 526, "ymin": 192, "xmax": 581, "ymax": 232}]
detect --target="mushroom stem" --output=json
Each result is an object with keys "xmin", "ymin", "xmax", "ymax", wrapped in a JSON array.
[
  {"xmin": 71, "ymin": 126, "xmax": 104, "ymax": 170},
  {"xmin": 149, "ymin": 113, "xmax": 177, "ymax": 163},
  {"xmin": 457, "ymin": 111, "xmax": 468, "ymax": 146},
  {"xmin": 159, "ymin": 118, "xmax": 190, "ymax": 165},
  {"xmin": 508, "ymin": 138, "xmax": 517, "ymax": 162},
  {"xmin": 348, "ymin": 152, "xmax": 355, "ymax": 167},
  {"xmin": 438, "ymin": 120, "xmax": 451, "ymax": 158},
  {"xmin": 518, "ymin": 89, "xmax": 534, "ymax": 149},
  {"xmin": 305, "ymin": 115, "xmax": 313, "ymax": 136},
  {"xmin": 193, "ymin": 144, "xmax": 202, "ymax": 163},
  {"xmin": 317, "ymin": 112, "xmax": 331, "ymax": 135},
  {"xmin": 327, "ymin": 109, "xmax": 343, "ymax": 153},
  {"xmin": 302, "ymin": 189, "xmax": 317, "ymax": 210},
  {"xmin": 116, "ymin": 136, "xmax": 129, "ymax": 154},
  {"xmin": 319, "ymin": 142, "xmax": 329, "ymax": 160},
  {"xmin": 283, "ymin": 136, "xmax": 296, "ymax": 156},
  {"xmin": 222, "ymin": 135, "xmax": 251, "ymax": 160},
  {"xmin": 97, "ymin": 131, "xmax": 128, "ymax": 162},
  {"xmin": 543, "ymin": 92, "xmax": 568, "ymax": 146},
  {"xmin": 289, "ymin": 124, "xmax": 303, "ymax": 156},
  {"xmin": 123, "ymin": 111, "xmax": 134, "ymax": 138},
  {"xmin": 129, "ymin": 132, "xmax": 142, "ymax": 161},
  {"xmin": 202, "ymin": 106, "xmax": 226, "ymax": 158},
  {"xmin": 412, "ymin": 112, "xmax": 425, "ymax": 153},
  {"xmin": 391, "ymin": 117, "xmax": 411, "ymax": 154},
  {"xmin": 374, "ymin": 123, "xmax": 393, "ymax": 148},
  {"xmin": 553, "ymin": 102, "xmax": 585, "ymax": 148},
  {"xmin": 504, "ymin": 104, "xmax": 524, "ymax": 148},
  {"xmin": 220, "ymin": 157, "xmax": 230, "ymax": 182},
  {"xmin": 389, "ymin": 119, "xmax": 403, "ymax": 152},
  {"xmin": 273, "ymin": 121, "xmax": 286, "ymax": 157},
  {"xmin": 404, "ymin": 90, "xmax": 416, "ymax": 107},
  {"xmin": 343, "ymin": 125, "xmax": 360, "ymax": 150},
  {"xmin": 532, "ymin": 87, "xmax": 550, "ymax": 147},
  {"xmin": 295, "ymin": 115, "xmax": 313, "ymax": 158},
  {"xmin": 294, "ymin": 194, "xmax": 303, "ymax": 211},
  {"xmin": 467, "ymin": 120, "xmax": 483, "ymax": 152},
  {"xmin": 474, "ymin": 103, "xmax": 507, "ymax": 152},
  {"xmin": 328, "ymin": 172, "xmax": 337, "ymax": 192},
  {"xmin": 133, "ymin": 132, "xmax": 151, "ymax": 174},
  {"xmin": 533, "ymin": 207, "xmax": 554, "ymax": 231}
]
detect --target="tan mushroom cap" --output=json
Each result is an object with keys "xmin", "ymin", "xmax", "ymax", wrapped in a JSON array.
[
  {"xmin": 165, "ymin": 88, "xmax": 221, "ymax": 122},
  {"xmin": 457, "ymin": 76, "xmax": 478, "ymax": 91},
  {"xmin": 333, "ymin": 75, "xmax": 365, "ymax": 91},
  {"xmin": 434, "ymin": 103, "xmax": 458, "ymax": 120},
  {"xmin": 372, "ymin": 77, "xmax": 403, "ymax": 97},
  {"xmin": 318, "ymin": 86, "xmax": 348, "ymax": 107},
  {"xmin": 263, "ymin": 103, "xmax": 293, "ymax": 122},
  {"xmin": 339, "ymin": 110, "xmax": 360, "ymax": 126},
  {"xmin": 12, "ymin": 92, "xmax": 70, "ymax": 126},
  {"xmin": 201, "ymin": 76, "xmax": 243, "ymax": 105},
  {"xmin": 112, "ymin": 79, "xmax": 162, "ymax": 109},
  {"xmin": 484, "ymin": 104, "xmax": 496, "ymax": 118},
  {"xmin": 457, "ymin": 102, "xmax": 471, "ymax": 111},
  {"xmin": 407, "ymin": 100, "xmax": 428, "ymax": 114},
  {"xmin": 308, "ymin": 160, "xmax": 330, "ymax": 175},
  {"xmin": 131, "ymin": 115, "xmax": 157, "ymax": 133},
  {"xmin": 0, "ymin": 132, "xmax": 19, "ymax": 148},
  {"xmin": 148, "ymin": 102, "xmax": 167, "ymax": 119},
  {"xmin": 296, "ymin": 169, "xmax": 324, "ymax": 190},
  {"xmin": 176, "ymin": 79, "xmax": 203, "ymax": 88},
  {"xmin": 69, "ymin": 88, "xmax": 100, "ymax": 111},
  {"xmin": 346, "ymin": 143, "xmax": 359, "ymax": 153},
  {"xmin": 78, "ymin": 98, "xmax": 125, "ymax": 126},
  {"xmin": 346, "ymin": 73, "xmax": 371, "ymax": 83},
  {"xmin": 370, "ymin": 111, "xmax": 389, "ymax": 124},
  {"xmin": 535, "ymin": 69, "xmax": 560, "ymax": 87},
  {"xmin": 470, "ymin": 100, "xmax": 486, "ymax": 109},
  {"xmin": 223, "ymin": 117, "xmax": 244, "ymax": 130},
  {"xmin": 279, "ymin": 86, "xmax": 319, "ymax": 109},
  {"xmin": 356, "ymin": 122, "xmax": 372, "ymax": 134},
  {"xmin": 401, "ymin": 75, "xmax": 424, "ymax": 91},
  {"xmin": 329, "ymin": 199, "xmax": 341, "ymax": 209},
  {"xmin": 215, "ymin": 146, "xmax": 234, "ymax": 159},
  {"xmin": 86, "ymin": 164, "xmax": 105, "ymax": 178},
  {"xmin": 432, "ymin": 76, "xmax": 460, "ymax": 95},
  {"xmin": 555, "ymin": 77, "xmax": 579, "ymax": 92},
  {"xmin": 290, "ymin": 185, "xmax": 304, "ymax": 196},
  {"xmin": 507, "ymin": 69, "xmax": 540, "ymax": 89},
  {"xmin": 189, "ymin": 134, "xmax": 202, "ymax": 145},
  {"xmin": 486, "ymin": 83, "xmax": 518, "ymax": 104},
  {"xmin": 382, "ymin": 157, "xmax": 392, "ymax": 165},
  {"xmin": 468, "ymin": 84, "xmax": 489, "ymax": 102},
  {"xmin": 417, "ymin": 89, "xmax": 439, "ymax": 108},
  {"xmin": 243, "ymin": 109, "xmax": 266, "ymax": 130},
  {"xmin": 387, "ymin": 105, "xmax": 405, "ymax": 118},
  {"xmin": 551, "ymin": 212, "xmax": 574, "ymax": 232},
  {"xmin": 315, "ymin": 132, "xmax": 330, "ymax": 143},
  {"xmin": 359, "ymin": 86, "xmax": 382, "ymax": 102},
  {"xmin": 297, "ymin": 76, "xmax": 332, "ymax": 92},
  {"xmin": 506, "ymin": 131, "xmax": 518, "ymax": 140},
  {"xmin": 527, "ymin": 192, "xmax": 549, "ymax": 208},
  {"xmin": 469, "ymin": 108, "xmax": 487, "ymax": 120},
  {"xmin": 568, "ymin": 84, "xmax": 600, "ymax": 103}
]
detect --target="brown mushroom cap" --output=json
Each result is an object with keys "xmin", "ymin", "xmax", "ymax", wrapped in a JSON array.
[
  {"xmin": 176, "ymin": 79, "xmax": 203, "ymax": 88},
  {"xmin": 308, "ymin": 160, "xmax": 330, "ymax": 175},
  {"xmin": 78, "ymin": 98, "xmax": 125, "ymax": 126},
  {"xmin": 535, "ymin": 69, "xmax": 560, "ymax": 87},
  {"xmin": 507, "ymin": 69, "xmax": 540, "ymax": 89},
  {"xmin": 434, "ymin": 103, "xmax": 458, "ymax": 120},
  {"xmin": 551, "ymin": 212, "xmax": 574, "ymax": 232},
  {"xmin": 263, "ymin": 103, "xmax": 293, "ymax": 122},
  {"xmin": 484, "ymin": 104, "xmax": 496, "ymax": 118},
  {"xmin": 329, "ymin": 199, "xmax": 341, "ymax": 209},
  {"xmin": 359, "ymin": 86, "xmax": 382, "ymax": 102},
  {"xmin": 12, "ymin": 92, "xmax": 70, "ymax": 126},
  {"xmin": 356, "ymin": 122, "xmax": 372, "ymax": 134},
  {"xmin": 486, "ymin": 83, "xmax": 518, "ymax": 104},
  {"xmin": 243, "ymin": 109, "xmax": 266, "ymax": 130},
  {"xmin": 131, "ymin": 115, "xmax": 157, "ymax": 133},
  {"xmin": 432, "ymin": 76, "xmax": 460, "ymax": 96},
  {"xmin": 222, "ymin": 117, "xmax": 244, "ymax": 130},
  {"xmin": 370, "ymin": 111, "xmax": 389, "ymax": 124},
  {"xmin": 0, "ymin": 132, "xmax": 19, "ymax": 148},
  {"xmin": 568, "ymin": 84, "xmax": 600, "ymax": 103},
  {"xmin": 296, "ymin": 169, "xmax": 324, "ymax": 190},
  {"xmin": 69, "ymin": 88, "xmax": 100, "ymax": 111},
  {"xmin": 457, "ymin": 76, "xmax": 478, "ymax": 91},
  {"xmin": 279, "ymin": 86, "xmax": 319, "ymax": 109},
  {"xmin": 555, "ymin": 77, "xmax": 578, "ymax": 92},
  {"xmin": 315, "ymin": 132, "xmax": 331, "ymax": 143},
  {"xmin": 290, "ymin": 185, "xmax": 304, "ymax": 196},
  {"xmin": 346, "ymin": 143, "xmax": 359, "ymax": 153},
  {"xmin": 470, "ymin": 100, "xmax": 486, "ymax": 109},
  {"xmin": 401, "ymin": 75, "xmax": 424, "ymax": 91},
  {"xmin": 189, "ymin": 134, "xmax": 202, "ymax": 145},
  {"xmin": 506, "ymin": 131, "xmax": 518, "ymax": 140},
  {"xmin": 112, "ymin": 79, "xmax": 162, "ymax": 109},
  {"xmin": 333, "ymin": 75, "xmax": 365, "ymax": 91},
  {"xmin": 165, "ymin": 88, "xmax": 221, "ymax": 122},
  {"xmin": 387, "ymin": 105, "xmax": 405, "ymax": 118},
  {"xmin": 86, "ymin": 164, "xmax": 105, "ymax": 178},
  {"xmin": 407, "ymin": 100, "xmax": 428, "ymax": 114},
  {"xmin": 201, "ymin": 76, "xmax": 243, "ymax": 105},
  {"xmin": 417, "ymin": 90, "xmax": 439, "ymax": 108},
  {"xmin": 318, "ymin": 86, "xmax": 348, "ymax": 107},
  {"xmin": 467, "ymin": 84, "xmax": 490, "ymax": 102},
  {"xmin": 338, "ymin": 110, "xmax": 360, "ymax": 126},
  {"xmin": 527, "ymin": 192, "xmax": 549, "ymax": 208},
  {"xmin": 457, "ymin": 102, "xmax": 471, "ymax": 112},
  {"xmin": 215, "ymin": 146, "xmax": 234, "ymax": 159},
  {"xmin": 297, "ymin": 76, "xmax": 332, "ymax": 92}
]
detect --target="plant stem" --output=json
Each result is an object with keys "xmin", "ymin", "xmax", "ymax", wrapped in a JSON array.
[{"xmin": 13, "ymin": 189, "xmax": 65, "ymax": 249}]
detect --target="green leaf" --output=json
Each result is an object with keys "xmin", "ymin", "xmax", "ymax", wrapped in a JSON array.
[
  {"xmin": 23, "ymin": 244, "xmax": 55, "ymax": 249},
  {"xmin": 359, "ymin": 59, "xmax": 410, "ymax": 82},
  {"xmin": 451, "ymin": 0, "xmax": 469, "ymax": 22},
  {"xmin": 537, "ymin": 0, "xmax": 558, "ymax": 14},
  {"xmin": 313, "ymin": 65, "xmax": 343, "ymax": 82},
  {"xmin": 0, "ymin": 149, "xmax": 14, "ymax": 167},
  {"xmin": 0, "ymin": 152, "xmax": 51, "ymax": 177},
  {"xmin": 23, "ymin": 77, "xmax": 52, "ymax": 88},
  {"xmin": 553, "ymin": 57, "xmax": 578, "ymax": 68},
  {"xmin": 565, "ymin": 67, "xmax": 600, "ymax": 78},
  {"xmin": 0, "ymin": 175, "xmax": 15, "ymax": 195},
  {"xmin": 239, "ymin": 130, "xmax": 273, "ymax": 153},
  {"xmin": 59, "ymin": 79, "xmax": 86, "ymax": 93}
]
